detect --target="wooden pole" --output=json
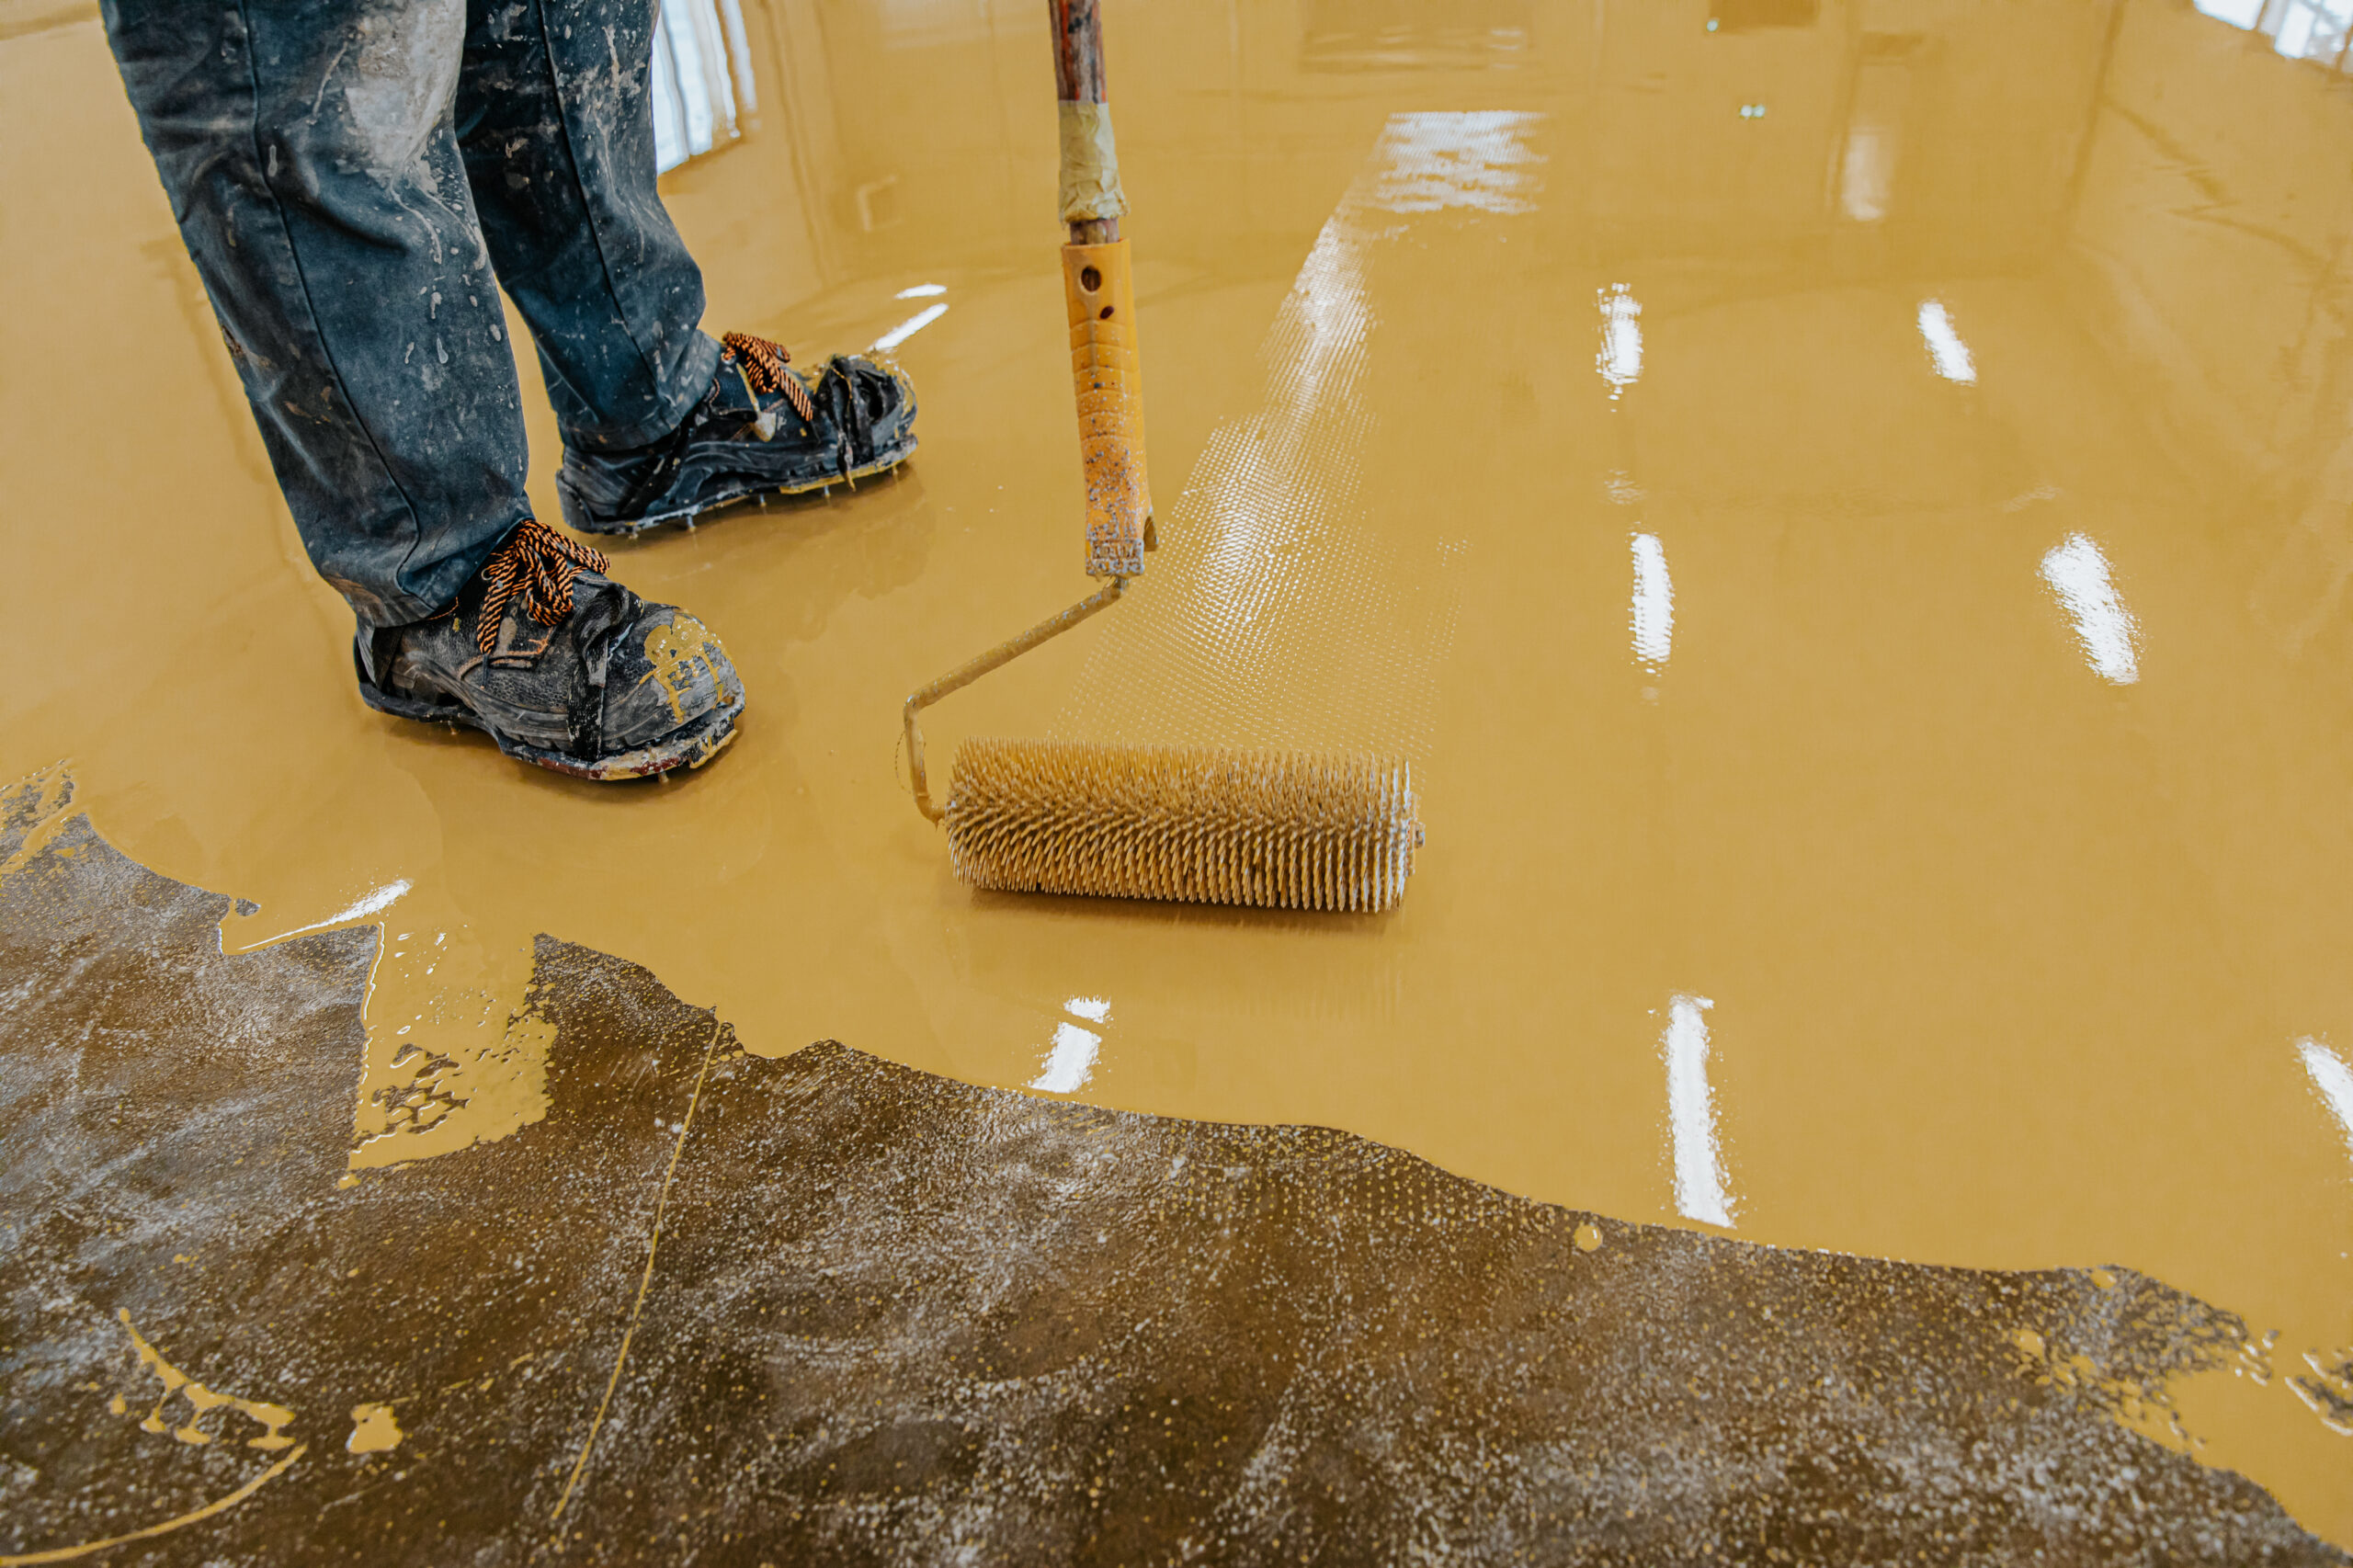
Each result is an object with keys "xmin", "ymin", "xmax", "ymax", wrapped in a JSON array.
[{"xmin": 1049, "ymin": 0, "xmax": 1120, "ymax": 244}]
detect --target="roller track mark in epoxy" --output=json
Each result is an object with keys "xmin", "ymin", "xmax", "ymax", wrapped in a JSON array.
[{"xmin": 1052, "ymin": 113, "xmax": 1545, "ymax": 770}]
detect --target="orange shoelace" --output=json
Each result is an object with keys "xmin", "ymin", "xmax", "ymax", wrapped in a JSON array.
[
  {"xmin": 478, "ymin": 518, "xmax": 608, "ymax": 654},
  {"xmin": 720, "ymin": 330, "xmax": 818, "ymax": 423}
]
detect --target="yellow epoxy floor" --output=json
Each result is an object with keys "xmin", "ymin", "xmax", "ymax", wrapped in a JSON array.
[{"xmin": 5, "ymin": 0, "xmax": 2351, "ymax": 1540}]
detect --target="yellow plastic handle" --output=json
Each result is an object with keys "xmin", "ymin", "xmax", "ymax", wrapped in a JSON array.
[{"xmin": 1063, "ymin": 238, "xmax": 1152, "ymax": 578}]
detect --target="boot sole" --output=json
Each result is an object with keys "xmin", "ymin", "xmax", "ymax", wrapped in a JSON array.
[
  {"xmin": 358, "ymin": 673, "xmax": 744, "ymax": 782},
  {"xmin": 566, "ymin": 434, "xmax": 918, "ymax": 539}
]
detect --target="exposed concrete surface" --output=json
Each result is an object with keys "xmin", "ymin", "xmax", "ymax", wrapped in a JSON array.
[{"xmin": 3, "ymin": 767, "xmax": 2341, "ymax": 1563}]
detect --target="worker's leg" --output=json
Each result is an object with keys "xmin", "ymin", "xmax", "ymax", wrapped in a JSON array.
[
  {"xmin": 452, "ymin": 0, "xmax": 719, "ymax": 454},
  {"xmin": 101, "ymin": 0, "xmax": 531, "ymax": 629},
  {"xmin": 452, "ymin": 0, "xmax": 918, "ymax": 535},
  {"xmin": 99, "ymin": 0, "xmax": 745, "ymax": 778}
]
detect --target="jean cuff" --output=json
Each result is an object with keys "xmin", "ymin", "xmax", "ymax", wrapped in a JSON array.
[
  {"xmin": 560, "ymin": 330, "xmax": 722, "ymax": 451},
  {"xmin": 355, "ymin": 507, "xmax": 538, "ymax": 633}
]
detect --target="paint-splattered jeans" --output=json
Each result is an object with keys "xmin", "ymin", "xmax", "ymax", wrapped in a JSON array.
[{"xmin": 101, "ymin": 0, "xmax": 722, "ymax": 628}]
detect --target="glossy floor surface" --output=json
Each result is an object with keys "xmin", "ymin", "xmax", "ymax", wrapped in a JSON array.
[{"xmin": 5, "ymin": 0, "xmax": 2352, "ymax": 1550}]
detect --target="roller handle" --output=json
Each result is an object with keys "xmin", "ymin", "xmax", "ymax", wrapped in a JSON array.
[
  {"xmin": 897, "ymin": 8, "xmax": 1144, "ymax": 826},
  {"xmin": 1065, "ymin": 243, "xmax": 1152, "ymax": 577},
  {"xmin": 904, "ymin": 578, "xmax": 1127, "ymax": 823},
  {"xmin": 1050, "ymin": 0, "xmax": 1152, "ymax": 576}
]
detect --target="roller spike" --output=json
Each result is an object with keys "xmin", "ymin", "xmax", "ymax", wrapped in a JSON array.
[{"xmin": 942, "ymin": 739, "xmax": 1419, "ymax": 912}]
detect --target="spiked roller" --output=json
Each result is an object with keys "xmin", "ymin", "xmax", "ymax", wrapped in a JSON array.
[
  {"xmin": 945, "ymin": 740, "xmax": 1417, "ymax": 911},
  {"xmin": 898, "ymin": 1, "xmax": 1424, "ymax": 914}
]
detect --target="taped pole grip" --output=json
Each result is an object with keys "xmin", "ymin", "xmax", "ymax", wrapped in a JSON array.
[
  {"xmin": 1051, "ymin": 1, "xmax": 1120, "ymax": 238},
  {"xmin": 1051, "ymin": 0, "xmax": 1151, "ymax": 577}
]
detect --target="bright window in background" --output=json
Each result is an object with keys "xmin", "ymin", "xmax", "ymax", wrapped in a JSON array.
[
  {"xmin": 2194, "ymin": 0, "xmax": 2353, "ymax": 68},
  {"xmin": 652, "ymin": 0, "xmax": 759, "ymax": 174}
]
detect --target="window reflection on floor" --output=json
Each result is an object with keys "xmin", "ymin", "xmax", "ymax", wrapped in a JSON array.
[{"xmin": 1297, "ymin": 0, "xmax": 1533, "ymax": 73}]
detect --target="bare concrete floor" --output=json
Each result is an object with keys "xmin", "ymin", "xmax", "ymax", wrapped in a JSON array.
[
  {"xmin": 4, "ymin": 0, "xmax": 2353, "ymax": 1558},
  {"xmin": 5, "ymin": 768, "xmax": 2345, "ymax": 1562}
]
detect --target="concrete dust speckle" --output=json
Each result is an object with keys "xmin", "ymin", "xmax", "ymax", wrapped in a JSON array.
[{"xmin": 0, "ymin": 767, "xmax": 2343, "ymax": 1563}]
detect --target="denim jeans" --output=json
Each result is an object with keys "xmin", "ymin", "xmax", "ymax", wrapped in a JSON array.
[{"xmin": 102, "ymin": 0, "xmax": 722, "ymax": 627}]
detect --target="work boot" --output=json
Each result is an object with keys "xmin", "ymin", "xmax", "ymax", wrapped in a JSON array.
[
  {"xmin": 355, "ymin": 519, "xmax": 745, "ymax": 780},
  {"xmin": 557, "ymin": 331, "xmax": 918, "ymax": 536}
]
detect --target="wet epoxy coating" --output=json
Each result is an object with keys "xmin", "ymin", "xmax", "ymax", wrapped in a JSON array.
[{"xmin": 5, "ymin": 0, "xmax": 2353, "ymax": 1551}]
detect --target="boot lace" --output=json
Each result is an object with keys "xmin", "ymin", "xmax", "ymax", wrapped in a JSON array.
[
  {"xmin": 721, "ymin": 330, "xmax": 818, "ymax": 423},
  {"xmin": 478, "ymin": 518, "xmax": 608, "ymax": 654}
]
